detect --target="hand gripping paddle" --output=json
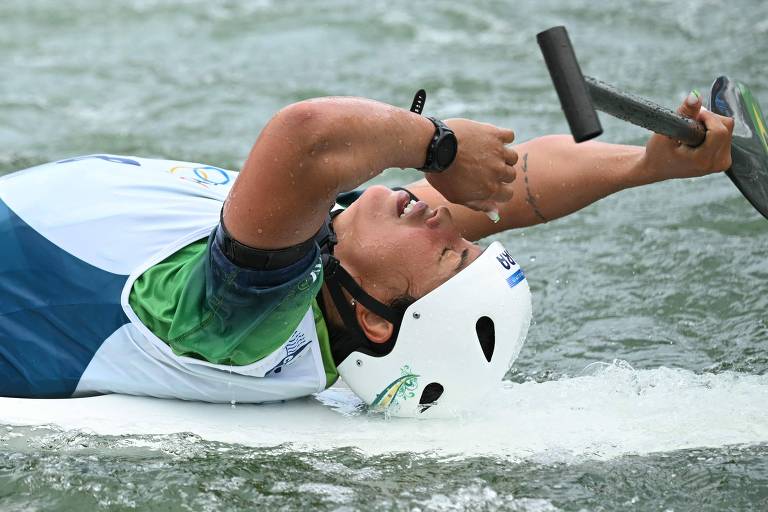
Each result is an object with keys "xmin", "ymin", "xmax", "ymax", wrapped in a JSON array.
[{"xmin": 536, "ymin": 25, "xmax": 768, "ymax": 220}]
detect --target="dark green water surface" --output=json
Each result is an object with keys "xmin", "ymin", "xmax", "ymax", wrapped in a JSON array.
[
  {"xmin": 1, "ymin": 0, "xmax": 767, "ymax": 510},
  {"xmin": 1, "ymin": 426, "xmax": 767, "ymax": 511}
]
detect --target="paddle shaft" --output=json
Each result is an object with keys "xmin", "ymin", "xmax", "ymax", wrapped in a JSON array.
[
  {"xmin": 538, "ymin": 25, "xmax": 768, "ymax": 221},
  {"xmin": 537, "ymin": 26, "xmax": 707, "ymax": 146},
  {"xmin": 586, "ymin": 77, "xmax": 707, "ymax": 147}
]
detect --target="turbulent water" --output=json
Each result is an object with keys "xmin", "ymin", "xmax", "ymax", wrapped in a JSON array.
[{"xmin": 2, "ymin": 0, "xmax": 768, "ymax": 510}]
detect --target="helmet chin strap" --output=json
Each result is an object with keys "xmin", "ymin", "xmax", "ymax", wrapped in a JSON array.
[{"xmin": 314, "ymin": 212, "xmax": 404, "ymax": 365}]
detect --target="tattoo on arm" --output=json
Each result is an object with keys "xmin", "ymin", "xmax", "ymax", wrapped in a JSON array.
[{"xmin": 522, "ymin": 153, "xmax": 547, "ymax": 223}]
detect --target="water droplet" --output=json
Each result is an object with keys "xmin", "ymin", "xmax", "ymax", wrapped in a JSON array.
[
  {"xmin": 323, "ymin": 157, "xmax": 329, "ymax": 164},
  {"xmin": 529, "ymin": 256, "xmax": 536, "ymax": 262},
  {"xmin": 230, "ymin": 400, "xmax": 237, "ymax": 409},
  {"xmin": 257, "ymin": 228, "xmax": 263, "ymax": 234}
]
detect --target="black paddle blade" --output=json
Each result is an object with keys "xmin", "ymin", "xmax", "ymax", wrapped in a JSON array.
[{"xmin": 709, "ymin": 76, "xmax": 768, "ymax": 220}]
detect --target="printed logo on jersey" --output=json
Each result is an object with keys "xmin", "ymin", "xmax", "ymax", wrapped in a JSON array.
[
  {"xmin": 298, "ymin": 261, "xmax": 324, "ymax": 291},
  {"xmin": 169, "ymin": 165, "xmax": 232, "ymax": 189},
  {"xmin": 266, "ymin": 331, "xmax": 313, "ymax": 375}
]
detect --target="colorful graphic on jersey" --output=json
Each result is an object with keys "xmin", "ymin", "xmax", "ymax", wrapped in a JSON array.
[{"xmin": 169, "ymin": 165, "xmax": 232, "ymax": 188}]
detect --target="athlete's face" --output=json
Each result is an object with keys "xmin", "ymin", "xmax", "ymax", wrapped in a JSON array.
[{"xmin": 333, "ymin": 186, "xmax": 481, "ymax": 304}]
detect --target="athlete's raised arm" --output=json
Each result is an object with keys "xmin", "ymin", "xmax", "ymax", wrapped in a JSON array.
[
  {"xmin": 223, "ymin": 97, "xmax": 517, "ymax": 250},
  {"xmin": 406, "ymin": 92, "xmax": 734, "ymax": 241}
]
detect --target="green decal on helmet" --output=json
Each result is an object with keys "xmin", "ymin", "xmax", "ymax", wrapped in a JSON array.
[{"xmin": 370, "ymin": 365, "xmax": 419, "ymax": 411}]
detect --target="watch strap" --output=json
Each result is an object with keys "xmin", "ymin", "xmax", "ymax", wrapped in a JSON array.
[{"xmin": 410, "ymin": 89, "xmax": 426, "ymax": 114}]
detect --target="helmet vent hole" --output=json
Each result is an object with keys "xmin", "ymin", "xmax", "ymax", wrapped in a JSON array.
[
  {"xmin": 418, "ymin": 383, "xmax": 444, "ymax": 413},
  {"xmin": 476, "ymin": 316, "xmax": 495, "ymax": 362}
]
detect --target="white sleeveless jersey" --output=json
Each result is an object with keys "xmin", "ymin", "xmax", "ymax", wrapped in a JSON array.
[{"xmin": 0, "ymin": 155, "xmax": 328, "ymax": 402}]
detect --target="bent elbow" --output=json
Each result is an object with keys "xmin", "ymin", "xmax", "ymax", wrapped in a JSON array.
[{"xmin": 269, "ymin": 100, "xmax": 332, "ymax": 153}]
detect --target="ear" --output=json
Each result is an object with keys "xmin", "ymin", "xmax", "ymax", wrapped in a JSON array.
[{"xmin": 355, "ymin": 304, "xmax": 394, "ymax": 344}]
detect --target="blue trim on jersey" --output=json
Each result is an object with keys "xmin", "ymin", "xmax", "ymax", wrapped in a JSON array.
[
  {"xmin": 0, "ymin": 199, "xmax": 129, "ymax": 398},
  {"xmin": 57, "ymin": 155, "xmax": 141, "ymax": 166}
]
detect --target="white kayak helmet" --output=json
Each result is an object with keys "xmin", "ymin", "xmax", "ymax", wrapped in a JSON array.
[{"xmin": 319, "ymin": 210, "xmax": 533, "ymax": 417}]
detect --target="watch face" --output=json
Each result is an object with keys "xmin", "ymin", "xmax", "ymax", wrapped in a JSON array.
[{"xmin": 436, "ymin": 133, "xmax": 458, "ymax": 169}]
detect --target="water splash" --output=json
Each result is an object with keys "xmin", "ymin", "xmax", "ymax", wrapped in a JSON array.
[{"xmin": 2, "ymin": 363, "xmax": 766, "ymax": 462}]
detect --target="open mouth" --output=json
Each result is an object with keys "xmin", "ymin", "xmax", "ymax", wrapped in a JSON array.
[
  {"xmin": 400, "ymin": 199, "xmax": 418, "ymax": 217},
  {"xmin": 395, "ymin": 189, "xmax": 439, "ymax": 221},
  {"xmin": 396, "ymin": 190, "xmax": 412, "ymax": 217}
]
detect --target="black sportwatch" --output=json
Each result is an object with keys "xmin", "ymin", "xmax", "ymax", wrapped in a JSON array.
[{"xmin": 419, "ymin": 116, "xmax": 458, "ymax": 173}]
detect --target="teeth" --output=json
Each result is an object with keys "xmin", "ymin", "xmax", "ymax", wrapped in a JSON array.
[{"xmin": 400, "ymin": 200, "xmax": 417, "ymax": 218}]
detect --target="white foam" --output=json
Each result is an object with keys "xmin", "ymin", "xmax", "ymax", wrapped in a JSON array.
[
  {"xmin": 2, "ymin": 363, "xmax": 766, "ymax": 462},
  {"xmin": 413, "ymin": 484, "xmax": 561, "ymax": 512}
]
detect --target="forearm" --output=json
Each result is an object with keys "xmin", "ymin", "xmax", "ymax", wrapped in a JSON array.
[
  {"xmin": 297, "ymin": 97, "xmax": 435, "ymax": 190},
  {"xmin": 404, "ymin": 135, "xmax": 650, "ymax": 241},
  {"xmin": 504, "ymin": 90, "xmax": 734, "ymax": 230},
  {"xmin": 225, "ymin": 98, "xmax": 434, "ymax": 249},
  {"xmin": 498, "ymin": 135, "xmax": 647, "ymax": 229}
]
